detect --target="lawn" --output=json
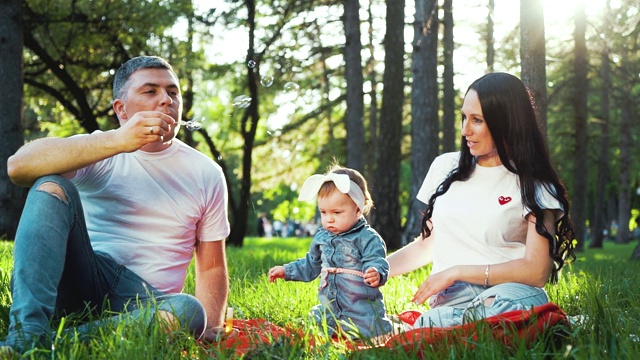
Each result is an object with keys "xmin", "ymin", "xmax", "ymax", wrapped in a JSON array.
[{"xmin": 0, "ymin": 238, "xmax": 639, "ymax": 359}]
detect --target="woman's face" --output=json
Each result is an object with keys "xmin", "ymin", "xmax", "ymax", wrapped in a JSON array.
[{"xmin": 461, "ymin": 89, "xmax": 501, "ymax": 167}]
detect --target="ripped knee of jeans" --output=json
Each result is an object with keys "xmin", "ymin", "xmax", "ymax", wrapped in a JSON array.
[
  {"xmin": 483, "ymin": 296, "xmax": 495, "ymax": 306},
  {"xmin": 36, "ymin": 181, "xmax": 69, "ymax": 203}
]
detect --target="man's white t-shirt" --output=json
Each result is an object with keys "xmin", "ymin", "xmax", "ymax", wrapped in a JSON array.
[
  {"xmin": 72, "ymin": 135, "xmax": 230, "ymax": 294},
  {"xmin": 416, "ymin": 152, "xmax": 563, "ymax": 275}
]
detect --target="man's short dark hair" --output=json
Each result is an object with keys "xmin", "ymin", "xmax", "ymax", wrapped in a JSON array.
[{"xmin": 113, "ymin": 56, "xmax": 177, "ymax": 100}]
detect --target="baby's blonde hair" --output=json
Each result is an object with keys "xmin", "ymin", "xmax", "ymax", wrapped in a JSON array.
[{"xmin": 317, "ymin": 164, "xmax": 373, "ymax": 215}]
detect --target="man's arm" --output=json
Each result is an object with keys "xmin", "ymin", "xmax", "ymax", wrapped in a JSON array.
[
  {"xmin": 7, "ymin": 132, "xmax": 122, "ymax": 186},
  {"xmin": 194, "ymin": 240, "xmax": 229, "ymax": 341},
  {"xmin": 7, "ymin": 111, "xmax": 175, "ymax": 187}
]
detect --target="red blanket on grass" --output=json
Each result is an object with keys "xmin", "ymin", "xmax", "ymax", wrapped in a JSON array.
[{"xmin": 217, "ymin": 302, "xmax": 569, "ymax": 357}]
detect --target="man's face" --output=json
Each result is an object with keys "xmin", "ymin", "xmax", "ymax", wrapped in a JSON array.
[{"xmin": 119, "ymin": 68, "xmax": 182, "ymax": 142}]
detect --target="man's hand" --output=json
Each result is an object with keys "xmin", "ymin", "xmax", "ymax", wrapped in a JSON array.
[
  {"xmin": 116, "ymin": 111, "xmax": 176, "ymax": 152},
  {"xmin": 201, "ymin": 327, "xmax": 239, "ymax": 343}
]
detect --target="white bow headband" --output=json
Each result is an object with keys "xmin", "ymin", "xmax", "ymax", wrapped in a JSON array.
[{"xmin": 298, "ymin": 173, "xmax": 366, "ymax": 211}]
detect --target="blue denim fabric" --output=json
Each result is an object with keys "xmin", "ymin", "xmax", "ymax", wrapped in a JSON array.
[
  {"xmin": 284, "ymin": 218, "xmax": 392, "ymax": 338},
  {"xmin": 414, "ymin": 281, "xmax": 549, "ymax": 328},
  {"xmin": 4, "ymin": 175, "xmax": 205, "ymax": 352}
]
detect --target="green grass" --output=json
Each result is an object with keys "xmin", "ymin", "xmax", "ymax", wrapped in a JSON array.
[{"xmin": 1, "ymin": 239, "xmax": 639, "ymax": 359}]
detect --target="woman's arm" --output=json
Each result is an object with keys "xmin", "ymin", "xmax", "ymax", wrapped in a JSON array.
[
  {"xmin": 411, "ymin": 210, "xmax": 555, "ymax": 304},
  {"xmin": 387, "ymin": 232, "xmax": 435, "ymax": 278},
  {"xmin": 481, "ymin": 210, "xmax": 555, "ymax": 287}
]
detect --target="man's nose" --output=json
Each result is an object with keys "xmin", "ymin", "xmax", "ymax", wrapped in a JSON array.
[{"xmin": 160, "ymin": 91, "xmax": 173, "ymax": 106}]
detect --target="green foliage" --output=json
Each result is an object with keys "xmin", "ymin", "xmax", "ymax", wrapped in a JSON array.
[
  {"xmin": 544, "ymin": 0, "xmax": 640, "ymax": 213},
  {"xmin": 23, "ymin": 0, "xmax": 200, "ymax": 134},
  {"xmin": 256, "ymin": 184, "xmax": 316, "ymax": 223},
  {"xmin": 16, "ymin": 0, "xmax": 640, "ymax": 246}
]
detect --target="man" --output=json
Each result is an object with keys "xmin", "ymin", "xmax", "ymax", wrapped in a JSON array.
[{"xmin": 4, "ymin": 56, "xmax": 231, "ymax": 353}]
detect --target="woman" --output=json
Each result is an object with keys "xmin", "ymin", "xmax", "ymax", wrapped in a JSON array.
[{"xmin": 388, "ymin": 72, "xmax": 575, "ymax": 328}]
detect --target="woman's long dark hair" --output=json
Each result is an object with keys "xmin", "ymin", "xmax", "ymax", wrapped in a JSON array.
[{"xmin": 421, "ymin": 72, "xmax": 575, "ymax": 283}]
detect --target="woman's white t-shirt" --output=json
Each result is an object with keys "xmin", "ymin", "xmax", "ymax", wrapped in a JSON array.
[
  {"xmin": 416, "ymin": 152, "xmax": 563, "ymax": 275},
  {"xmin": 72, "ymin": 136, "xmax": 230, "ymax": 294}
]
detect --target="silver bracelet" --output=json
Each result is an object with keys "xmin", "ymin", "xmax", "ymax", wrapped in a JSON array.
[{"xmin": 484, "ymin": 264, "xmax": 490, "ymax": 288}]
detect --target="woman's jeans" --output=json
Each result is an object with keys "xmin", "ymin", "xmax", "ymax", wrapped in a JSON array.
[
  {"xmin": 4, "ymin": 175, "xmax": 206, "ymax": 351},
  {"xmin": 414, "ymin": 281, "xmax": 549, "ymax": 328}
]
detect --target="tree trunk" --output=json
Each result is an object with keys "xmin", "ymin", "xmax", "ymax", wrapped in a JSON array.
[
  {"xmin": 589, "ymin": 39, "xmax": 611, "ymax": 249},
  {"xmin": 0, "ymin": 0, "xmax": 26, "ymax": 240},
  {"xmin": 180, "ymin": 2, "xmax": 196, "ymax": 148},
  {"xmin": 365, "ymin": 2, "xmax": 379, "ymax": 187},
  {"xmin": 22, "ymin": 31, "xmax": 101, "ymax": 133},
  {"xmin": 441, "ymin": 0, "xmax": 456, "ymax": 153},
  {"xmin": 616, "ymin": 98, "xmax": 632, "ymax": 244},
  {"xmin": 343, "ymin": 0, "xmax": 365, "ymax": 172},
  {"xmin": 373, "ymin": 0, "xmax": 404, "ymax": 250},
  {"xmin": 631, "ymin": 242, "xmax": 640, "ymax": 261},
  {"xmin": 486, "ymin": 0, "xmax": 495, "ymax": 73},
  {"xmin": 519, "ymin": 0, "xmax": 547, "ymax": 134},
  {"xmin": 228, "ymin": 0, "xmax": 260, "ymax": 247},
  {"xmin": 402, "ymin": 0, "xmax": 438, "ymax": 247},
  {"xmin": 572, "ymin": 1, "xmax": 588, "ymax": 251}
]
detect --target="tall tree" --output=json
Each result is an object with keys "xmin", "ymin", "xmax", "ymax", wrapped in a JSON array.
[
  {"xmin": 222, "ymin": 0, "xmax": 328, "ymax": 246},
  {"xmin": 441, "ymin": 0, "xmax": 456, "ymax": 153},
  {"xmin": 402, "ymin": 0, "xmax": 439, "ymax": 246},
  {"xmin": 21, "ymin": 0, "xmax": 192, "ymax": 134},
  {"xmin": 0, "ymin": 0, "xmax": 26, "ymax": 239},
  {"xmin": 343, "ymin": 0, "xmax": 365, "ymax": 172},
  {"xmin": 373, "ymin": 0, "xmax": 405, "ymax": 250},
  {"xmin": 572, "ymin": 1, "xmax": 588, "ymax": 251},
  {"xmin": 486, "ymin": 0, "xmax": 495, "ymax": 72},
  {"xmin": 365, "ymin": 1, "xmax": 379, "ymax": 186},
  {"xmin": 589, "ymin": 1, "xmax": 612, "ymax": 249},
  {"xmin": 226, "ymin": 0, "xmax": 267, "ymax": 246},
  {"xmin": 519, "ymin": 0, "xmax": 547, "ymax": 133},
  {"xmin": 589, "ymin": 54, "xmax": 611, "ymax": 249},
  {"xmin": 616, "ymin": 97, "xmax": 633, "ymax": 244}
]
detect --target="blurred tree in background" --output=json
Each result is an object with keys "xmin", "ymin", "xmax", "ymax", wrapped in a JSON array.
[{"xmin": 1, "ymin": 0, "xmax": 639, "ymax": 257}]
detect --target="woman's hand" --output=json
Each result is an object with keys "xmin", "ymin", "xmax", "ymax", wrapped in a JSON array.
[{"xmin": 411, "ymin": 267, "xmax": 457, "ymax": 304}]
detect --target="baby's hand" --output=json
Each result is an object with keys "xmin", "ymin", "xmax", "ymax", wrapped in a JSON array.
[
  {"xmin": 268, "ymin": 266, "xmax": 285, "ymax": 282},
  {"xmin": 363, "ymin": 267, "xmax": 381, "ymax": 288}
]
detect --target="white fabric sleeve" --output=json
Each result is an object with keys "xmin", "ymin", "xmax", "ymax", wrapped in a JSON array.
[{"xmin": 416, "ymin": 152, "xmax": 460, "ymax": 205}]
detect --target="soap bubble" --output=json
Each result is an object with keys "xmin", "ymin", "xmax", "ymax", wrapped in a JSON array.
[
  {"xmin": 260, "ymin": 75, "xmax": 274, "ymax": 87},
  {"xmin": 232, "ymin": 95, "xmax": 252, "ymax": 108},
  {"xmin": 247, "ymin": 60, "xmax": 257, "ymax": 68},
  {"xmin": 179, "ymin": 119, "xmax": 203, "ymax": 131},
  {"xmin": 276, "ymin": 82, "xmax": 299, "ymax": 104},
  {"xmin": 186, "ymin": 120, "xmax": 202, "ymax": 131},
  {"xmin": 283, "ymin": 82, "xmax": 299, "ymax": 95}
]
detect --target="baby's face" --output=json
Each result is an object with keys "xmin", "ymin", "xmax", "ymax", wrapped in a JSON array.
[{"xmin": 317, "ymin": 191, "xmax": 360, "ymax": 235}]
